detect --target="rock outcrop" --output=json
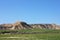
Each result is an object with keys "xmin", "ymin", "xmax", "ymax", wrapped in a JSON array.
[
  {"xmin": 0, "ymin": 21, "xmax": 32, "ymax": 30},
  {"xmin": 30, "ymin": 24, "xmax": 60, "ymax": 29},
  {"xmin": 0, "ymin": 21, "xmax": 60, "ymax": 30}
]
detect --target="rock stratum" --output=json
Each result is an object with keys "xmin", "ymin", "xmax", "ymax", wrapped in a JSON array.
[{"xmin": 0, "ymin": 21, "xmax": 60, "ymax": 30}]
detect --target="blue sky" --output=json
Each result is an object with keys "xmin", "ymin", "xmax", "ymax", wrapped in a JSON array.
[{"xmin": 0, "ymin": 0, "xmax": 60, "ymax": 24}]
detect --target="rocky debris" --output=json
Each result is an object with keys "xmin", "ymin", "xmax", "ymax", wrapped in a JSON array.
[{"xmin": 0, "ymin": 21, "xmax": 60, "ymax": 30}]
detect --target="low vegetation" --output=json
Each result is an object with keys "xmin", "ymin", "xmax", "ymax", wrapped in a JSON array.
[{"xmin": 0, "ymin": 29, "xmax": 60, "ymax": 40}]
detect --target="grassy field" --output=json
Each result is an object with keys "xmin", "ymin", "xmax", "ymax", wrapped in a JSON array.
[{"xmin": 0, "ymin": 29, "xmax": 60, "ymax": 40}]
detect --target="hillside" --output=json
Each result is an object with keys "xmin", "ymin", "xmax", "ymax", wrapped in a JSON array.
[
  {"xmin": 30, "ymin": 24, "xmax": 60, "ymax": 29},
  {"xmin": 0, "ymin": 21, "xmax": 60, "ymax": 30}
]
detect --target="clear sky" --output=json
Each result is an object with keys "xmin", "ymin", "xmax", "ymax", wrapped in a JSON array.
[{"xmin": 0, "ymin": 0, "xmax": 60, "ymax": 24}]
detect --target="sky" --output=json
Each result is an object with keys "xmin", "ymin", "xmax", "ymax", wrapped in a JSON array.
[{"xmin": 0, "ymin": 0, "xmax": 60, "ymax": 24}]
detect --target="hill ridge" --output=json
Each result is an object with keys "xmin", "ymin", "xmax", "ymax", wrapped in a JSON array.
[{"xmin": 0, "ymin": 21, "xmax": 60, "ymax": 30}]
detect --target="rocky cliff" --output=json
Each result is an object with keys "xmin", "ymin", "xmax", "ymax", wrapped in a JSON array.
[{"xmin": 0, "ymin": 21, "xmax": 60, "ymax": 30}]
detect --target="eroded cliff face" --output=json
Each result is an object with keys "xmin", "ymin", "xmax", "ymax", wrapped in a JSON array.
[
  {"xmin": 30, "ymin": 24, "xmax": 60, "ymax": 29},
  {"xmin": 0, "ymin": 21, "xmax": 32, "ymax": 30},
  {"xmin": 0, "ymin": 21, "xmax": 60, "ymax": 30}
]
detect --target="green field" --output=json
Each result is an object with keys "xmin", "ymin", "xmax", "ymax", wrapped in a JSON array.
[{"xmin": 0, "ymin": 29, "xmax": 60, "ymax": 40}]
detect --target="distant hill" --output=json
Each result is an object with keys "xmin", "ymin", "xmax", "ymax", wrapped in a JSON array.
[
  {"xmin": 30, "ymin": 24, "xmax": 60, "ymax": 29},
  {"xmin": 0, "ymin": 21, "xmax": 60, "ymax": 30}
]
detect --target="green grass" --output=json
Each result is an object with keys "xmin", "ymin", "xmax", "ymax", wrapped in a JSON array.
[
  {"xmin": 0, "ymin": 29, "xmax": 60, "ymax": 40},
  {"xmin": 0, "ymin": 28, "xmax": 60, "ymax": 33}
]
